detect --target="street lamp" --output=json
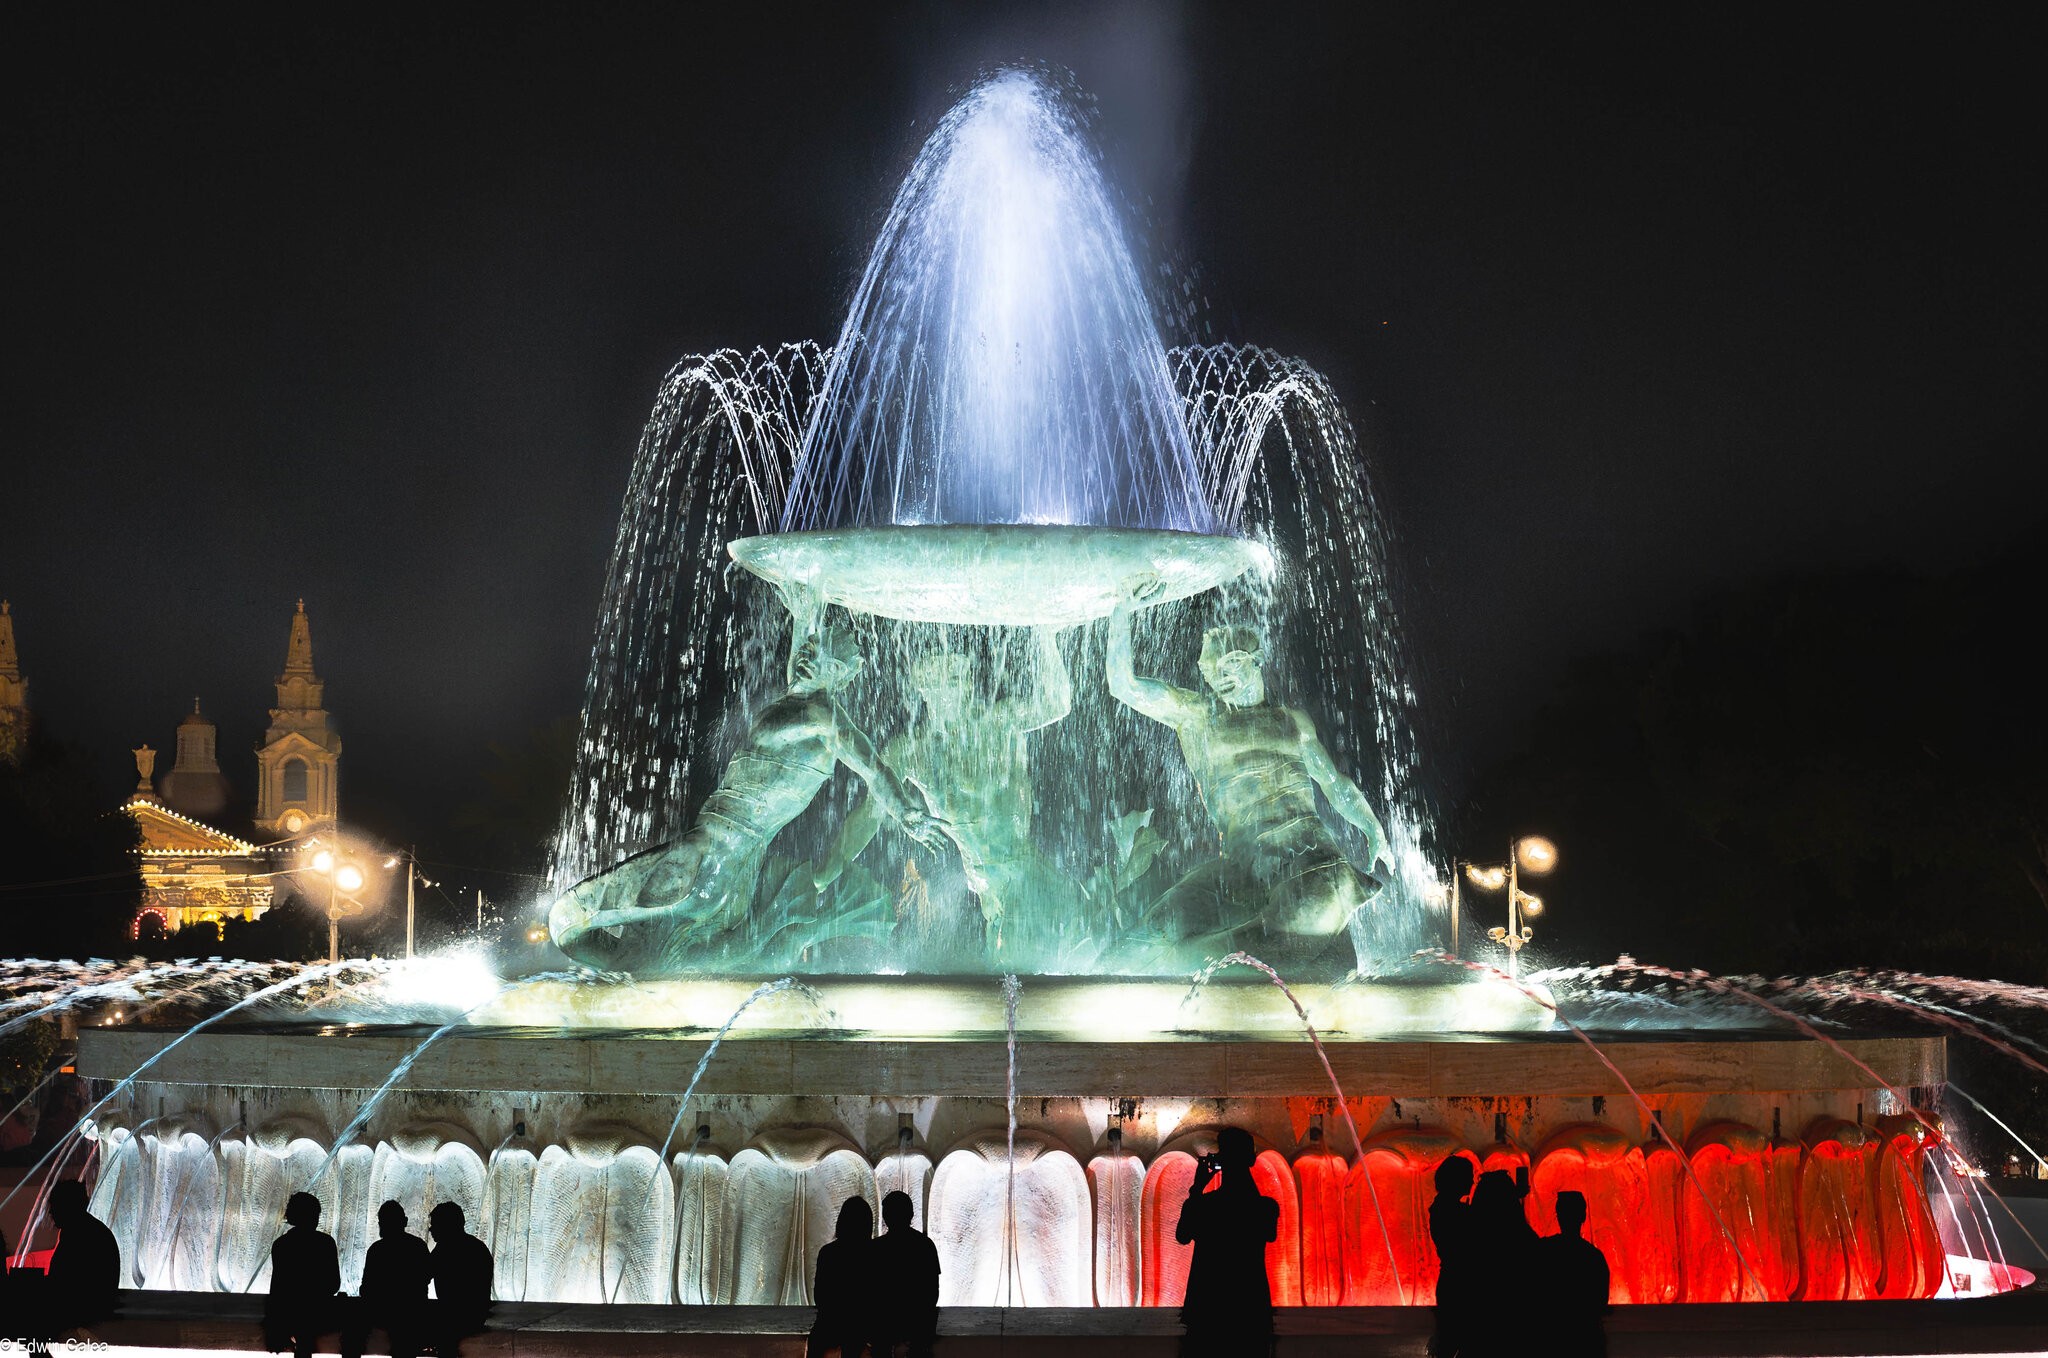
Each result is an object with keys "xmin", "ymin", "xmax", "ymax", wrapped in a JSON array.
[
  {"xmin": 1456, "ymin": 836, "xmax": 1558, "ymax": 980},
  {"xmin": 304, "ymin": 843, "xmax": 368, "ymax": 965}
]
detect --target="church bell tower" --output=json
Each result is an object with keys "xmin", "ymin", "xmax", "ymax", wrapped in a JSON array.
[{"xmin": 254, "ymin": 599, "xmax": 342, "ymax": 837}]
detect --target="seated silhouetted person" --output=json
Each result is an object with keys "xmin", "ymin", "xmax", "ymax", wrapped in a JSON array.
[
  {"xmin": 1427, "ymin": 1156, "xmax": 1475, "ymax": 1357},
  {"xmin": 17, "ymin": 1180, "xmax": 121, "ymax": 1345},
  {"xmin": 809, "ymin": 1195, "xmax": 874, "ymax": 1358},
  {"xmin": 871, "ymin": 1190, "xmax": 941, "ymax": 1358},
  {"xmin": 1534, "ymin": 1191, "xmax": 1610, "ymax": 1357},
  {"xmin": 266, "ymin": 1192, "xmax": 341, "ymax": 1358},
  {"xmin": 1459, "ymin": 1169, "xmax": 1537, "ymax": 1358},
  {"xmin": 1176, "ymin": 1128, "xmax": 1279, "ymax": 1358},
  {"xmin": 426, "ymin": 1202, "xmax": 493, "ymax": 1357},
  {"xmin": 345, "ymin": 1201, "xmax": 432, "ymax": 1358}
]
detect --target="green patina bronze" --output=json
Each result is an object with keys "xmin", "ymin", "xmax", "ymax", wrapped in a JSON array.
[
  {"xmin": 1106, "ymin": 575, "xmax": 1390, "ymax": 966},
  {"xmin": 548, "ymin": 607, "xmax": 939, "ymax": 974}
]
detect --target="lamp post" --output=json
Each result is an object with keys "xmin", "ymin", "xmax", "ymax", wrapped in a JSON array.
[
  {"xmin": 1461, "ymin": 836, "xmax": 1557, "ymax": 980},
  {"xmin": 306, "ymin": 846, "xmax": 366, "ymax": 965},
  {"xmin": 382, "ymin": 849, "xmax": 433, "ymax": 960}
]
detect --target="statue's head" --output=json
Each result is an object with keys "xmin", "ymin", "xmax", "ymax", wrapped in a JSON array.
[
  {"xmin": 789, "ymin": 621, "xmax": 863, "ymax": 694},
  {"xmin": 909, "ymin": 650, "xmax": 973, "ymax": 718},
  {"xmin": 1198, "ymin": 625, "xmax": 1265, "ymax": 707}
]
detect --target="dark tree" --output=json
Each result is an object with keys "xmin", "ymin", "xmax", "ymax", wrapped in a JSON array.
[{"xmin": 0, "ymin": 725, "xmax": 141, "ymax": 956}]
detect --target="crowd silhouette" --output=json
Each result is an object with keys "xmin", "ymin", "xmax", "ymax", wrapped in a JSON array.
[
  {"xmin": 1430, "ymin": 1166, "xmax": 1612, "ymax": 1358},
  {"xmin": 806, "ymin": 1189, "xmax": 942, "ymax": 1358},
  {"xmin": 260, "ymin": 1192, "xmax": 494, "ymax": 1358},
  {"xmin": 3, "ymin": 1133, "xmax": 1611, "ymax": 1357}
]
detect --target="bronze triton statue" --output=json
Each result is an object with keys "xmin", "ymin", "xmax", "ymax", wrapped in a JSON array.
[
  {"xmin": 815, "ymin": 626, "xmax": 1071, "ymax": 951},
  {"xmin": 549, "ymin": 604, "xmax": 939, "ymax": 974},
  {"xmin": 1106, "ymin": 575, "xmax": 1390, "ymax": 965}
]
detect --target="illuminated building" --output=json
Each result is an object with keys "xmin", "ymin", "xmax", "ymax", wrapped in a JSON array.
[{"xmin": 120, "ymin": 600, "xmax": 341, "ymax": 938}]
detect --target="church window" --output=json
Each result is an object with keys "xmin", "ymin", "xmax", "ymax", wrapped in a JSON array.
[{"xmin": 282, "ymin": 757, "xmax": 308, "ymax": 802}]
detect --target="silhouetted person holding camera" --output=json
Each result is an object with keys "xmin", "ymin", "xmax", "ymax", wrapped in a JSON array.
[
  {"xmin": 1176, "ymin": 1128, "xmax": 1279, "ymax": 1358},
  {"xmin": 1535, "ymin": 1190, "xmax": 1610, "ymax": 1357},
  {"xmin": 871, "ymin": 1189, "xmax": 941, "ymax": 1358},
  {"xmin": 265, "ymin": 1192, "xmax": 341, "ymax": 1358},
  {"xmin": 344, "ymin": 1200, "xmax": 432, "ymax": 1358},
  {"xmin": 1427, "ymin": 1156, "xmax": 1475, "ymax": 1357},
  {"xmin": 426, "ymin": 1202, "xmax": 493, "ymax": 1357},
  {"xmin": 809, "ymin": 1195, "xmax": 874, "ymax": 1358}
]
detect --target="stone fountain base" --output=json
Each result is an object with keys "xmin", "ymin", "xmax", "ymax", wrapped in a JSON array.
[{"xmin": 71, "ymin": 975, "xmax": 1970, "ymax": 1309}]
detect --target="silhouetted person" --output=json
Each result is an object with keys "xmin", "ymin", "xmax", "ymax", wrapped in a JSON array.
[
  {"xmin": 426, "ymin": 1202, "xmax": 493, "ymax": 1357},
  {"xmin": 871, "ymin": 1190, "xmax": 940, "ymax": 1358},
  {"xmin": 1534, "ymin": 1191, "xmax": 1610, "ymax": 1357},
  {"xmin": 1176, "ymin": 1128, "xmax": 1279, "ymax": 1358},
  {"xmin": 345, "ymin": 1201, "xmax": 431, "ymax": 1358},
  {"xmin": 1459, "ymin": 1169, "xmax": 1537, "ymax": 1358},
  {"xmin": 265, "ymin": 1192, "xmax": 341, "ymax": 1358},
  {"xmin": 809, "ymin": 1195, "xmax": 874, "ymax": 1358},
  {"xmin": 1427, "ymin": 1156, "xmax": 1476, "ymax": 1357},
  {"xmin": 14, "ymin": 1179, "xmax": 117, "ymax": 1351}
]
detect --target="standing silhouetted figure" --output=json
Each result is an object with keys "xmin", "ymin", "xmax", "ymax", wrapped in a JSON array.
[
  {"xmin": 871, "ymin": 1190, "xmax": 940, "ymax": 1358},
  {"xmin": 345, "ymin": 1201, "xmax": 431, "ymax": 1358},
  {"xmin": 1427, "ymin": 1156, "xmax": 1476, "ymax": 1357},
  {"xmin": 809, "ymin": 1195, "xmax": 874, "ymax": 1358},
  {"xmin": 426, "ymin": 1202, "xmax": 493, "ymax": 1358},
  {"xmin": 1459, "ymin": 1169, "xmax": 1537, "ymax": 1358},
  {"xmin": 1534, "ymin": 1191, "xmax": 1610, "ymax": 1357},
  {"xmin": 1176, "ymin": 1128, "xmax": 1279, "ymax": 1358},
  {"xmin": 265, "ymin": 1192, "xmax": 341, "ymax": 1358}
]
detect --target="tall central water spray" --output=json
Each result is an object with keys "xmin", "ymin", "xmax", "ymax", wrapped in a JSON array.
[
  {"xmin": 732, "ymin": 71, "xmax": 1252, "ymax": 627},
  {"xmin": 786, "ymin": 70, "xmax": 1211, "ymax": 536}
]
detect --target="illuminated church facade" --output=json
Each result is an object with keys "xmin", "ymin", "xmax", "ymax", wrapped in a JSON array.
[{"xmin": 124, "ymin": 601, "xmax": 343, "ymax": 938}]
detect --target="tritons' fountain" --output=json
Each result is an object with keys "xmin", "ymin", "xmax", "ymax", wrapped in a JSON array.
[{"xmin": 27, "ymin": 71, "xmax": 2036, "ymax": 1312}]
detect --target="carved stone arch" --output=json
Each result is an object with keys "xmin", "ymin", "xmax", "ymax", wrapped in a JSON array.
[
  {"xmin": 524, "ymin": 1122, "xmax": 675, "ymax": 1303},
  {"xmin": 726, "ymin": 1127, "xmax": 877, "ymax": 1305},
  {"xmin": 930, "ymin": 1128, "xmax": 1090, "ymax": 1306}
]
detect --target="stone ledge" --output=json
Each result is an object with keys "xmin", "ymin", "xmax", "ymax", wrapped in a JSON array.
[
  {"xmin": 50, "ymin": 1291, "xmax": 2048, "ymax": 1358},
  {"xmin": 76, "ymin": 1029, "xmax": 1945, "ymax": 1098}
]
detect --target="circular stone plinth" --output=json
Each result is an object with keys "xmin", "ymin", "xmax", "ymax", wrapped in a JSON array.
[
  {"xmin": 728, "ymin": 524, "xmax": 1263, "ymax": 626},
  {"xmin": 464, "ymin": 972, "xmax": 1551, "ymax": 1038}
]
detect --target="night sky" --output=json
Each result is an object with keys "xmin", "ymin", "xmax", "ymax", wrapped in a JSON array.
[{"xmin": 5, "ymin": 5, "xmax": 2041, "ymax": 883}]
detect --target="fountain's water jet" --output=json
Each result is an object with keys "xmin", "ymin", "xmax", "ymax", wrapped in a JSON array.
[
  {"xmin": 1616, "ymin": 963, "xmax": 1945, "ymax": 1145},
  {"xmin": 1001, "ymin": 973, "xmax": 1021, "ymax": 1306},
  {"xmin": 1424, "ymin": 951, "xmax": 1767, "ymax": 1300},
  {"xmin": 788, "ymin": 70, "xmax": 1208, "ymax": 536},
  {"xmin": 1948, "ymin": 1083, "xmax": 2048, "ymax": 1174},
  {"xmin": 302, "ymin": 1014, "xmax": 494, "ymax": 1194},
  {"xmin": 0, "ymin": 1067, "xmax": 60, "ymax": 1143},
  {"xmin": 0, "ymin": 960, "xmax": 369, "ymax": 1228},
  {"xmin": 1191, "ymin": 952, "xmax": 1407, "ymax": 1304},
  {"xmin": 605, "ymin": 976, "xmax": 831, "ymax": 1304},
  {"xmin": 1813, "ymin": 982, "xmax": 2048, "ymax": 1079}
]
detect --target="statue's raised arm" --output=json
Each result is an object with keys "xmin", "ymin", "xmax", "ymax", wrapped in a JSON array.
[
  {"xmin": 829, "ymin": 701, "xmax": 941, "ymax": 848},
  {"xmin": 1106, "ymin": 576, "xmax": 1205, "ymax": 728}
]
